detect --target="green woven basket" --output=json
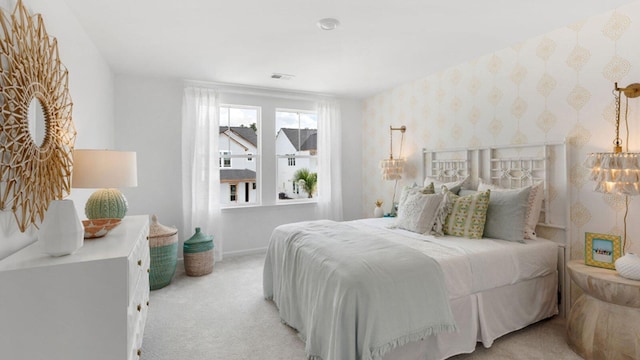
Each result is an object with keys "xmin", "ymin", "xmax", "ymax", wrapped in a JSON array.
[
  {"xmin": 150, "ymin": 242, "xmax": 178, "ymax": 290},
  {"xmin": 148, "ymin": 215, "xmax": 179, "ymax": 290}
]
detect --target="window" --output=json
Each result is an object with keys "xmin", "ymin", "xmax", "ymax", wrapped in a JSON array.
[
  {"xmin": 219, "ymin": 150, "xmax": 231, "ymax": 168},
  {"xmin": 229, "ymin": 184, "xmax": 237, "ymax": 202},
  {"xmin": 219, "ymin": 105, "xmax": 260, "ymax": 206},
  {"xmin": 276, "ymin": 109, "xmax": 318, "ymax": 201}
]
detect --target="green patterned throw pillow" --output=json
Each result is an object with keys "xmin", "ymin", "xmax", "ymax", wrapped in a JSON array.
[{"xmin": 443, "ymin": 189, "xmax": 491, "ymax": 239}]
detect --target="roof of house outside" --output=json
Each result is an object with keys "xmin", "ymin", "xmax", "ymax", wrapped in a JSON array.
[
  {"xmin": 280, "ymin": 128, "xmax": 317, "ymax": 151},
  {"xmin": 300, "ymin": 133, "xmax": 316, "ymax": 151},
  {"xmin": 220, "ymin": 126, "xmax": 257, "ymax": 147},
  {"xmin": 220, "ymin": 168, "xmax": 256, "ymax": 182}
]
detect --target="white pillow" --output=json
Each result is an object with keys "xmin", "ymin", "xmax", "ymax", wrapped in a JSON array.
[
  {"xmin": 397, "ymin": 183, "xmax": 436, "ymax": 209},
  {"xmin": 477, "ymin": 179, "xmax": 544, "ymax": 239},
  {"xmin": 423, "ymin": 176, "xmax": 469, "ymax": 194},
  {"xmin": 393, "ymin": 192, "xmax": 445, "ymax": 235}
]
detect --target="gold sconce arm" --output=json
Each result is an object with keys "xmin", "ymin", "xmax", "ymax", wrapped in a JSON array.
[
  {"xmin": 388, "ymin": 125, "xmax": 406, "ymax": 160},
  {"xmin": 615, "ymin": 83, "xmax": 640, "ymax": 98}
]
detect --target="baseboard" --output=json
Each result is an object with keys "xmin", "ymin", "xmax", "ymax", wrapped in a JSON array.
[
  {"xmin": 175, "ymin": 247, "xmax": 267, "ymax": 265},
  {"xmin": 223, "ymin": 247, "xmax": 268, "ymax": 258}
]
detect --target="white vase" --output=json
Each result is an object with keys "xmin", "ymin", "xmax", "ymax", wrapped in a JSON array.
[
  {"xmin": 40, "ymin": 200, "xmax": 84, "ymax": 256},
  {"xmin": 374, "ymin": 206, "xmax": 384, "ymax": 218},
  {"xmin": 615, "ymin": 253, "xmax": 640, "ymax": 280}
]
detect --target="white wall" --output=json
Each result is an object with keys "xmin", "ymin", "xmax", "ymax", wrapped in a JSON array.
[
  {"xmin": 115, "ymin": 75, "xmax": 363, "ymax": 257},
  {"xmin": 0, "ymin": 0, "xmax": 114, "ymax": 258}
]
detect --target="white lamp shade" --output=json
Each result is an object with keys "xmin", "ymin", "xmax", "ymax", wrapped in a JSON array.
[{"xmin": 72, "ymin": 150, "xmax": 138, "ymax": 189}]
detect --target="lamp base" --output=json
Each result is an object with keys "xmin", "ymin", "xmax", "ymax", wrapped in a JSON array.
[{"xmin": 85, "ymin": 188, "xmax": 129, "ymax": 220}]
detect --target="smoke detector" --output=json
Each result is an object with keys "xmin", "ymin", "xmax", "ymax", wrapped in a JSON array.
[{"xmin": 317, "ymin": 18, "xmax": 340, "ymax": 31}]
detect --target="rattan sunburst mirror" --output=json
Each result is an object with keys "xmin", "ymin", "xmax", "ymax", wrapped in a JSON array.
[{"xmin": 0, "ymin": 0, "xmax": 75, "ymax": 232}]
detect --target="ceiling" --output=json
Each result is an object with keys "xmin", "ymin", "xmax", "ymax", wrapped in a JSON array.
[{"xmin": 62, "ymin": 0, "xmax": 635, "ymax": 99}]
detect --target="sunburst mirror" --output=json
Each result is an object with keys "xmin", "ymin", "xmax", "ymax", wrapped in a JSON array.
[{"xmin": 0, "ymin": 0, "xmax": 75, "ymax": 232}]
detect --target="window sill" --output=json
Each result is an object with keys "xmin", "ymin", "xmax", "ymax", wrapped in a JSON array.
[{"xmin": 221, "ymin": 200, "xmax": 317, "ymax": 212}]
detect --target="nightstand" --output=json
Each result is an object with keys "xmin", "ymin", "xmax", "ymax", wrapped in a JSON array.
[{"xmin": 566, "ymin": 260, "xmax": 640, "ymax": 360}]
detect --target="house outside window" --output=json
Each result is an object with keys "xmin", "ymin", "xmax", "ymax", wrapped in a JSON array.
[
  {"xmin": 219, "ymin": 105, "xmax": 260, "ymax": 206},
  {"xmin": 276, "ymin": 109, "xmax": 318, "ymax": 201},
  {"xmin": 229, "ymin": 184, "xmax": 237, "ymax": 202},
  {"xmin": 219, "ymin": 150, "xmax": 231, "ymax": 168}
]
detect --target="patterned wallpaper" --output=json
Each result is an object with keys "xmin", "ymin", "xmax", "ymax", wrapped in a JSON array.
[{"xmin": 363, "ymin": 1, "xmax": 640, "ymax": 287}]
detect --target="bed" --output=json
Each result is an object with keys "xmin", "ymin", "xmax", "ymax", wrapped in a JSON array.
[{"xmin": 264, "ymin": 142, "xmax": 570, "ymax": 360}]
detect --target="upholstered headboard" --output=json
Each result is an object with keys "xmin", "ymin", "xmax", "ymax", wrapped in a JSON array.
[{"xmin": 423, "ymin": 141, "xmax": 570, "ymax": 317}]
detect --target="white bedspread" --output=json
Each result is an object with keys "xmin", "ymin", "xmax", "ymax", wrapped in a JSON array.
[
  {"xmin": 263, "ymin": 220, "xmax": 456, "ymax": 360},
  {"xmin": 354, "ymin": 218, "xmax": 558, "ymax": 300}
]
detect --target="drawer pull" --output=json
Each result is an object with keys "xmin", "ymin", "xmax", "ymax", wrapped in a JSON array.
[
  {"xmin": 147, "ymin": 268, "xmax": 150, "ymax": 273},
  {"xmin": 147, "ymin": 300, "xmax": 150, "ymax": 306},
  {"xmin": 137, "ymin": 259, "xmax": 142, "ymax": 266},
  {"xmin": 137, "ymin": 349, "xmax": 142, "ymax": 356},
  {"xmin": 137, "ymin": 304, "xmax": 141, "ymax": 312},
  {"xmin": 146, "ymin": 236, "xmax": 149, "ymax": 241}
]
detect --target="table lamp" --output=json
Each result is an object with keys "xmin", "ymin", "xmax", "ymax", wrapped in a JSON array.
[{"xmin": 72, "ymin": 149, "xmax": 138, "ymax": 219}]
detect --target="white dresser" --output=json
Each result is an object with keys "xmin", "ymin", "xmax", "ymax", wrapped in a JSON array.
[{"xmin": 0, "ymin": 215, "xmax": 150, "ymax": 360}]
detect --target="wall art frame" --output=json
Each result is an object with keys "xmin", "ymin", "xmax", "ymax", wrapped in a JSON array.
[{"xmin": 0, "ymin": 0, "xmax": 75, "ymax": 232}]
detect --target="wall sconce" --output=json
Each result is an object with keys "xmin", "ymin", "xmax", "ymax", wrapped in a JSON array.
[
  {"xmin": 72, "ymin": 150, "xmax": 138, "ymax": 219},
  {"xmin": 379, "ymin": 125, "xmax": 406, "ymax": 215},
  {"xmin": 584, "ymin": 82, "xmax": 640, "ymax": 279},
  {"xmin": 380, "ymin": 125, "xmax": 406, "ymax": 180}
]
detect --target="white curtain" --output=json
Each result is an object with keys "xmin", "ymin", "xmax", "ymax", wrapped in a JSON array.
[
  {"xmin": 317, "ymin": 100, "xmax": 343, "ymax": 221},
  {"xmin": 181, "ymin": 87, "xmax": 223, "ymax": 261}
]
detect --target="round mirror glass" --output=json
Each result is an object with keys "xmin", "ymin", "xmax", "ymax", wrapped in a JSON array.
[{"xmin": 27, "ymin": 97, "xmax": 47, "ymax": 147}]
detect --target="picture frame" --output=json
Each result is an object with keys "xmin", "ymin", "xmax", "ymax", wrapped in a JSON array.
[{"xmin": 585, "ymin": 232, "xmax": 622, "ymax": 270}]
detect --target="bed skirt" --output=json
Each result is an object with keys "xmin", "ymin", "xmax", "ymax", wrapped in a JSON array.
[{"xmin": 382, "ymin": 271, "xmax": 558, "ymax": 360}]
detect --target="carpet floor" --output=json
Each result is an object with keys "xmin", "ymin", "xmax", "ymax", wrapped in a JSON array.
[{"xmin": 142, "ymin": 254, "xmax": 582, "ymax": 360}]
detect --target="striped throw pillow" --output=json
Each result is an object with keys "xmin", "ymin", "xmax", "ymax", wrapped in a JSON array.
[{"xmin": 443, "ymin": 189, "xmax": 491, "ymax": 239}]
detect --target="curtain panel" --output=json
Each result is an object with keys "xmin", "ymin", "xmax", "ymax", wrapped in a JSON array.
[
  {"xmin": 317, "ymin": 100, "xmax": 343, "ymax": 221},
  {"xmin": 181, "ymin": 87, "xmax": 223, "ymax": 261}
]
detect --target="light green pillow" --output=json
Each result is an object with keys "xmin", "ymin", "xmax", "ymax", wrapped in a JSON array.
[
  {"xmin": 443, "ymin": 189, "xmax": 491, "ymax": 239},
  {"xmin": 482, "ymin": 187, "xmax": 530, "ymax": 242},
  {"xmin": 423, "ymin": 176, "xmax": 469, "ymax": 195}
]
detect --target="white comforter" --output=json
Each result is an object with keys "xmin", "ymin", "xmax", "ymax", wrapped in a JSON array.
[
  {"xmin": 353, "ymin": 218, "xmax": 558, "ymax": 300},
  {"xmin": 264, "ymin": 220, "xmax": 457, "ymax": 360},
  {"xmin": 264, "ymin": 218, "xmax": 558, "ymax": 360}
]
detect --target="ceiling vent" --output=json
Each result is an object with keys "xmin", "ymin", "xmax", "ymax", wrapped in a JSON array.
[{"xmin": 271, "ymin": 73, "xmax": 295, "ymax": 80}]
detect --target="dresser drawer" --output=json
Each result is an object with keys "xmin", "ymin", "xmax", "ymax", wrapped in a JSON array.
[
  {"xmin": 127, "ymin": 272, "xmax": 149, "ymax": 357},
  {"xmin": 128, "ymin": 227, "xmax": 150, "ymax": 303}
]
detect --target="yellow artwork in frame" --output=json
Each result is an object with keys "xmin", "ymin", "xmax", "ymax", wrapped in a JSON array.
[{"xmin": 585, "ymin": 232, "xmax": 622, "ymax": 270}]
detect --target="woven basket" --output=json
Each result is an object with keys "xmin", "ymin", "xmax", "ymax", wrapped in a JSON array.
[
  {"xmin": 183, "ymin": 227, "xmax": 214, "ymax": 276},
  {"xmin": 149, "ymin": 215, "xmax": 178, "ymax": 290},
  {"xmin": 184, "ymin": 249, "xmax": 214, "ymax": 276}
]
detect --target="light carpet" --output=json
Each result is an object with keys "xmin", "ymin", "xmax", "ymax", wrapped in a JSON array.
[{"xmin": 142, "ymin": 254, "xmax": 582, "ymax": 360}]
